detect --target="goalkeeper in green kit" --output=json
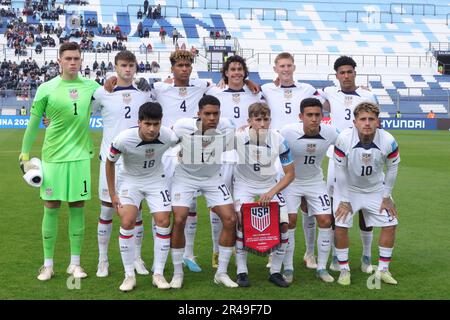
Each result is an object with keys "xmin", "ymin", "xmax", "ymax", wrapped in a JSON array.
[{"xmin": 20, "ymin": 42, "xmax": 100, "ymax": 281}]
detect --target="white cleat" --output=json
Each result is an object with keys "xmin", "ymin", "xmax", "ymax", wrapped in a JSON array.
[
  {"xmin": 316, "ymin": 269, "xmax": 335, "ymax": 283},
  {"xmin": 361, "ymin": 256, "xmax": 375, "ymax": 274},
  {"xmin": 37, "ymin": 265, "xmax": 54, "ymax": 281},
  {"xmin": 170, "ymin": 273, "xmax": 184, "ymax": 289},
  {"xmin": 119, "ymin": 274, "xmax": 137, "ymax": 292},
  {"xmin": 134, "ymin": 257, "xmax": 150, "ymax": 275},
  {"xmin": 152, "ymin": 274, "xmax": 171, "ymax": 289},
  {"xmin": 96, "ymin": 260, "xmax": 109, "ymax": 278},
  {"xmin": 375, "ymin": 270, "xmax": 398, "ymax": 285},
  {"xmin": 329, "ymin": 256, "xmax": 340, "ymax": 272},
  {"xmin": 266, "ymin": 253, "xmax": 273, "ymax": 268},
  {"xmin": 282, "ymin": 269, "xmax": 294, "ymax": 284},
  {"xmin": 303, "ymin": 253, "xmax": 318, "ymax": 269},
  {"xmin": 66, "ymin": 264, "xmax": 88, "ymax": 279},
  {"xmin": 214, "ymin": 273, "xmax": 239, "ymax": 288}
]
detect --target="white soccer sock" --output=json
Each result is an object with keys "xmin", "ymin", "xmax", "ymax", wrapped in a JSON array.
[
  {"xmin": 151, "ymin": 217, "xmax": 156, "ymax": 240},
  {"xmin": 235, "ymin": 230, "xmax": 248, "ymax": 274},
  {"xmin": 302, "ymin": 214, "xmax": 316, "ymax": 255},
  {"xmin": 378, "ymin": 246, "xmax": 394, "ymax": 271},
  {"xmin": 98, "ymin": 205, "xmax": 114, "ymax": 262},
  {"xmin": 210, "ymin": 211, "xmax": 222, "ymax": 254},
  {"xmin": 335, "ymin": 247, "xmax": 350, "ymax": 271},
  {"xmin": 153, "ymin": 226, "xmax": 171, "ymax": 275},
  {"xmin": 171, "ymin": 248, "xmax": 184, "ymax": 275},
  {"xmin": 183, "ymin": 212, "xmax": 197, "ymax": 259},
  {"xmin": 317, "ymin": 227, "xmax": 332, "ymax": 270},
  {"xmin": 119, "ymin": 227, "xmax": 135, "ymax": 276},
  {"xmin": 44, "ymin": 258, "xmax": 53, "ymax": 267},
  {"xmin": 360, "ymin": 230, "xmax": 373, "ymax": 258},
  {"xmin": 134, "ymin": 210, "xmax": 144, "ymax": 259},
  {"xmin": 270, "ymin": 231, "xmax": 289, "ymax": 274},
  {"xmin": 217, "ymin": 245, "xmax": 233, "ymax": 274},
  {"xmin": 282, "ymin": 228, "xmax": 296, "ymax": 271},
  {"xmin": 70, "ymin": 255, "xmax": 80, "ymax": 266},
  {"xmin": 330, "ymin": 228, "xmax": 337, "ymax": 259}
]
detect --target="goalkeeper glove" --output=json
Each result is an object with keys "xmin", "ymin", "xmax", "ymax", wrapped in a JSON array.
[{"xmin": 19, "ymin": 153, "xmax": 38, "ymax": 174}]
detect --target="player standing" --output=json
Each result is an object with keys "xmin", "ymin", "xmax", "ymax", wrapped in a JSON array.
[
  {"xmin": 320, "ymin": 56, "xmax": 379, "ymax": 273},
  {"xmin": 106, "ymin": 102, "xmax": 178, "ymax": 291},
  {"xmin": 19, "ymin": 42, "xmax": 100, "ymax": 281},
  {"xmin": 333, "ymin": 102, "xmax": 400, "ymax": 286},
  {"xmin": 169, "ymin": 95, "xmax": 238, "ymax": 288},
  {"xmin": 262, "ymin": 52, "xmax": 323, "ymax": 269},
  {"xmin": 94, "ymin": 50, "xmax": 151, "ymax": 278},
  {"xmin": 234, "ymin": 102, "xmax": 294, "ymax": 288},
  {"xmin": 280, "ymin": 98, "xmax": 338, "ymax": 283}
]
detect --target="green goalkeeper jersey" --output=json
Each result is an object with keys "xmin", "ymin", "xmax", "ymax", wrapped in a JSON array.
[{"xmin": 31, "ymin": 75, "xmax": 100, "ymax": 162}]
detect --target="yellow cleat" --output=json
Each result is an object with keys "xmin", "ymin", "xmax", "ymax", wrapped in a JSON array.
[
  {"xmin": 337, "ymin": 270, "xmax": 351, "ymax": 286},
  {"xmin": 375, "ymin": 270, "xmax": 398, "ymax": 285},
  {"xmin": 212, "ymin": 252, "xmax": 219, "ymax": 268}
]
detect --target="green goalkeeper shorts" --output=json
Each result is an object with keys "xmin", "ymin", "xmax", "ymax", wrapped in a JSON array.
[{"xmin": 40, "ymin": 159, "xmax": 91, "ymax": 202}]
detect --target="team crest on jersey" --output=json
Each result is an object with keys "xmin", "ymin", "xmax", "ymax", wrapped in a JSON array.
[
  {"xmin": 306, "ymin": 143, "xmax": 316, "ymax": 154},
  {"xmin": 361, "ymin": 153, "xmax": 372, "ymax": 165},
  {"xmin": 344, "ymin": 96, "xmax": 353, "ymax": 107},
  {"xmin": 145, "ymin": 148, "xmax": 155, "ymax": 158},
  {"xmin": 232, "ymin": 93, "xmax": 241, "ymax": 104},
  {"xmin": 122, "ymin": 92, "xmax": 132, "ymax": 104},
  {"xmin": 284, "ymin": 89, "xmax": 293, "ymax": 100},
  {"xmin": 45, "ymin": 188, "xmax": 53, "ymax": 196},
  {"xmin": 202, "ymin": 136, "xmax": 215, "ymax": 147},
  {"xmin": 178, "ymin": 87, "xmax": 188, "ymax": 97},
  {"xmin": 69, "ymin": 89, "xmax": 78, "ymax": 100}
]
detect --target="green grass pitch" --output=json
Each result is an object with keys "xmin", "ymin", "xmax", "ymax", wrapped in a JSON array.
[{"xmin": 1, "ymin": 129, "xmax": 449, "ymax": 300}]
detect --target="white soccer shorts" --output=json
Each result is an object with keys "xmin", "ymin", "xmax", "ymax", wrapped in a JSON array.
[
  {"xmin": 98, "ymin": 161, "xmax": 123, "ymax": 203},
  {"xmin": 284, "ymin": 180, "xmax": 331, "ymax": 216},
  {"xmin": 333, "ymin": 189, "xmax": 399, "ymax": 228},
  {"xmin": 233, "ymin": 182, "xmax": 288, "ymax": 224},
  {"xmin": 118, "ymin": 176, "xmax": 172, "ymax": 213},
  {"xmin": 171, "ymin": 174, "xmax": 233, "ymax": 208}
]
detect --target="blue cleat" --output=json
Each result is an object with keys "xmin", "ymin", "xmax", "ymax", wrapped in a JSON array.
[{"xmin": 183, "ymin": 257, "xmax": 202, "ymax": 272}]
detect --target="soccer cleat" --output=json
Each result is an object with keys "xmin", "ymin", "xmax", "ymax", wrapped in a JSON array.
[
  {"xmin": 361, "ymin": 256, "xmax": 375, "ymax": 274},
  {"xmin": 316, "ymin": 269, "xmax": 335, "ymax": 283},
  {"xmin": 375, "ymin": 270, "xmax": 398, "ymax": 285},
  {"xmin": 266, "ymin": 253, "xmax": 273, "ymax": 268},
  {"xmin": 66, "ymin": 264, "xmax": 88, "ymax": 279},
  {"xmin": 134, "ymin": 257, "xmax": 150, "ymax": 275},
  {"xmin": 214, "ymin": 273, "xmax": 239, "ymax": 288},
  {"xmin": 236, "ymin": 273, "xmax": 250, "ymax": 287},
  {"xmin": 183, "ymin": 257, "xmax": 202, "ymax": 272},
  {"xmin": 329, "ymin": 256, "xmax": 340, "ymax": 272},
  {"xmin": 212, "ymin": 252, "xmax": 219, "ymax": 268},
  {"xmin": 282, "ymin": 269, "xmax": 294, "ymax": 284},
  {"xmin": 152, "ymin": 274, "xmax": 171, "ymax": 289},
  {"xmin": 170, "ymin": 273, "xmax": 184, "ymax": 289},
  {"xmin": 37, "ymin": 265, "xmax": 54, "ymax": 281},
  {"xmin": 303, "ymin": 253, "xmax": 318, "ymax": 269},
  {"xmin": 269, "ymin": 273, "xmax": 289, "ymax": 288},
  {"xmin": 119, "ymin": 274, "xmax": 136, "ymax": 292},
  {"xmin": 337, "ymin": 270, "xmax": 351, "ymax": 286},
  {"xmin": 96, "ymin": 260, "xmax": 109, "ymax": 278}
]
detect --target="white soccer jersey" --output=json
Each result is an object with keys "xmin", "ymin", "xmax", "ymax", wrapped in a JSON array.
[
  {"xmin": 152, "ymin": 78, "xmax": 209, "ymax": 127},
  {"xmin": 333, "ymin": 127, "xmax": 400, "ymax": 193},
  {"xmin": 234, "ymin": 127, "xmax": 293, "ymax": 188},
  {"xmin": 320, "ymin": 86, "xmax": 378, "ymax": 131},
  {"xmin": 172, "ymin": 117, "xmax": 235, "ymax": 180},
  {"xmin": 206, "ymin": 85, "xmax": 264, "ymax": 127},
  {"xmin": 261, "ymin": 82, "xmax": 323, "ymax": 130},
  {"xmin": 280, "ymin": 123, "xmax": 339, "ymax": 184},
  {"xmin": 93, "ymin": 85, "xmax": 150, "ymax": 162},
  {"xmin": 108, "ymin": 126, "xmax": 178, "ymax": 180}
]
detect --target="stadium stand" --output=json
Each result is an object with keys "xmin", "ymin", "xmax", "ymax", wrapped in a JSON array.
[{"xmin": 1, "ymin": 0, "xmax": 450, "ymax": 118}]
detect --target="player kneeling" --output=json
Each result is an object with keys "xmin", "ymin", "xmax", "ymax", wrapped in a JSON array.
[
  {"xmin": 333, "ymin": 102, "xmax": 400, "ymax": 286},
  {"xmin": 106, "ymin": 102, "xmax": 178, "ymax": 292},
  {"xmin": 234, "ymin": 103, "xmax": 295, "ymax": 288}
]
